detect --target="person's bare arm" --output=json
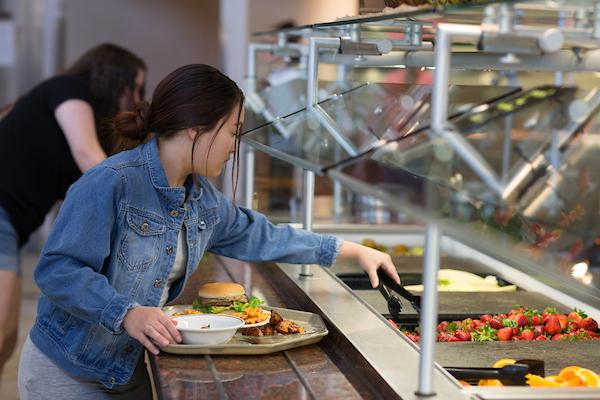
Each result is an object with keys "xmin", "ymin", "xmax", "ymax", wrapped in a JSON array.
[
  {"xmin": 337, "ymin": 240, "xmax": 400, "ymax": 288},
  {"xmin": 55, "ymin": 99, "xmax": 107, "ymax": 172}
]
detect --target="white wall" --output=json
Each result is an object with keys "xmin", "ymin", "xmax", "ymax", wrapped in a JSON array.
[{"xmin": 62, "ymin": 0, "xmax": 221, "ymax": 96}]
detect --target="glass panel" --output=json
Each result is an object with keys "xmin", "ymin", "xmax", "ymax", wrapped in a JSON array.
[
  {"xmin": 363, "ymin": 86, "xmax": 587, "ymax": 203},
  {"xmin": 242, "ymin": 82, "xmax": 518, "ymax": 172},
  {"xmin": 243, "ymin": 79, "xmax": 363, "ymax": 133},
  {"xmin": 329, "ymin": 128, "xmax": 600, "ymax": 299}
]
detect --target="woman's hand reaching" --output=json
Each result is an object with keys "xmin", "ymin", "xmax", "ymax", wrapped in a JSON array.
[
  {"xmin": 123, "ymin": 306, "xmax": 182, "ymax": 355},
  {"xmin": 337, "ymin": 240, "xmax": 400, "ymax": 288}
]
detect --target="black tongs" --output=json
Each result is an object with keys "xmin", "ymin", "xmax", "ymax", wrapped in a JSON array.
[
  {"xmin": 445, "ymin": 359, "xmax": 545, "ymax": 386},
  {"xmin": 376, "ymin": 269, "xmax": 421, "ymax": 315}
]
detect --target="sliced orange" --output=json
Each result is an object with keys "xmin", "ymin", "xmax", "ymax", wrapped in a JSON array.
[
  {"xmin": 492, "ymin": 358, "xmax": 516, "ymax": 368},
  {"xmin": 478, "ymin": 379, "xmax": 503, "ymax": 386},
  {"xmin": 560, "ymin": 377, "xmax": 583, "ymax": 387},
  {"xmin": 575, "ymin": 368, "xmax": 600, "ymax": 387},
  {"xmin": 526, "ymin": 374, "xmax": 561, "ymax": 387},
  {"xmin": 558, "ymin": 366, "xmax": 582, "ymax": 381},
  {"xmin": 545, "ymin": 376, "xmax": 565, "ymax": 384}
]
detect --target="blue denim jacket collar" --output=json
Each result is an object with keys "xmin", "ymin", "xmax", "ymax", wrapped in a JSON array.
[{"xmin": 143, "ymin": 137, "xmax": 206, "ymax": 205}]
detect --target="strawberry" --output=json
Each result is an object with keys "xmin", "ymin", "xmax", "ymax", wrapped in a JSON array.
[
  {"xmin": 557, "ymin": 314, "xmax": 568, "ymax": 330},
  {"xmin": 568, "ymin": 321, "xmax": 579, "ymax": 332},
  {"xmin": 454, "ymin": 330, "xmax": 471, "ymax": 341},
  {"xmin": 552, "ymin": 333, "xmax": 568, "ymax": 341},
  {"xmin": 437, "ymin": 321, "xmax": 448, "ymax": 332},
  {"xmin": 514, "ymin": 314, "xmax": 529, "ymax": 328},
  {"xmin": 489, "ymin": 318, "xmax": 503, "ymax": 330},
  {"xmin": 532, "ymin": 325, "xmax": 545, "ymax": 337},
  {"xmin": 530, "ymin": 315, "xmax": 542, "ymax": 325},
  {"xmin": 585, "ymin": 330, "xmax": 598, "ymax": 338},
  {"xmin": 480, "ymin": 314, "xmax": 492, "ymax": 323},
  {"xmin": 579, "ymin": 317, "xmax": 598, "ymax": 332},
  {"xmin": 545, "ymin": 315, "xmax": 562, "ymax": 335},
  {"xmin": 535, "ymin": 335, "xmax": 548, "ymax": 340},
  {"xmin": 568, "ymin": 309, "xmax": 587, "ymax": 325},
  {"xmin": 497, "ymin": 327, "xmax": 513, "ymax": 341},
  {"xmin": 542, "ymin": 307, "xmax": 558, "ymax": 323},
  {"xmin": 519, "ymin": 329, "xmax": 535, "ymax": 341}
]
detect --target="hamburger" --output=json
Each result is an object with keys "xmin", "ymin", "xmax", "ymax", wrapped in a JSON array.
[
  {"xmin": 197, "ymin": 282, "xmax": 248, "ymax": 306},
  {"xmin": 192, "ymin": 282, "xmax": 262, "ymax": 313}
]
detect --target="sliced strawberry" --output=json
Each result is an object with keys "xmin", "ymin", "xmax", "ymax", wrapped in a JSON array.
[{"xmin": 532, "ymin": 325, "xmax": 545, "ymax": 337}]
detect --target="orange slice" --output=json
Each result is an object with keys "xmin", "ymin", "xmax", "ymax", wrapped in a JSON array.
[
  {"xmin": 558, "ymin": 366, "xmax": 582, "ymax": 381},
  {"xmin": 559, "ymin": 377, "xmax": 583, "ymax": 387},
  {"xmin": 478, "ymin": 379, "xmax": 503, "ymax": 386},
  {"xmin": 526, "ymin": 374, "xmax": 561, "ymax": 387},
  {"xmin": 492, "ymin": 358, "xmax": 516, "ymax": 368},
  {"xmin": 575, "ymin": 368, "xmax": 600, "ymax": 387}
]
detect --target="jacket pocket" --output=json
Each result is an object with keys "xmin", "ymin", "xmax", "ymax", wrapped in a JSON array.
[{"xmin": 118, "ymin": 207, "xmax": 165, "ymax": 271}]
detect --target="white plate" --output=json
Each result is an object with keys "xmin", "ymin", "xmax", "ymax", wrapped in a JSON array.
[{"xmin": 240, "ymin": 310, "xmax": 271, "ymax": 328}]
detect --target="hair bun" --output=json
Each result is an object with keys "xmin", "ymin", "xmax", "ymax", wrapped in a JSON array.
[{"xmin": 112, "ymin": 100, "xmax": 152, "ymax": 142}]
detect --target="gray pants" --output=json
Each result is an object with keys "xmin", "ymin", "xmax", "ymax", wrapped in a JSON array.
[{"xmin": 19, "ymin": 335, "xmax": 152, "ymax": 400}]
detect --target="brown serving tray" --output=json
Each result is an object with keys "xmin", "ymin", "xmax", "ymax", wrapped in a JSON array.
[{"xmin": 159, "ymin": 305, "xmax": 328, "ymax": 355}]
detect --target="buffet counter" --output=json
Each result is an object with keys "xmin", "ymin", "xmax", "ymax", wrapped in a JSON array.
[{"xmin": 148, "ymin": 254, "xmax": 396, "ymax": 400}]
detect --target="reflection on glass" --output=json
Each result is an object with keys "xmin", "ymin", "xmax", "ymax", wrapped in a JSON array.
[
  {"xmin": 331, "ymin": 111, "xmax": 600, "ymax": 294},
  {"xmin": 242, "ymin": 82, "xmax": 517, "ymax": 172},
  {"xmin": 369, "ymin": 86, "xmax": 581, "ymax": 201}
]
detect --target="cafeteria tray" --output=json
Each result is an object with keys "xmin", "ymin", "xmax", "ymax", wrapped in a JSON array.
[{"xmin": 159, "ymin": 305, "xmax": 328, "ymax": 355}]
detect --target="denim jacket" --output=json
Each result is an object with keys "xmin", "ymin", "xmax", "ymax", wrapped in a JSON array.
[{"xmin": 30, "ymin": 137, "xmax": 341, "ymax": 388}]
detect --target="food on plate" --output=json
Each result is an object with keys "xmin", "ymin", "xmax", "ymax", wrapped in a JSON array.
[
  {"xmin": 404, "ymin": 269, "xmax": 517, "ymax": 292},
  {"xmin": 172, "ymin": 308, "xmax": 202, "ymax": 316},
  {"xmin": 187, "ymin": 282, "xmax": 269, "ymax": 325},
  {"xmin": 361, "ymin": 238, "xmax": 423, "ymax": 256},
  {"xmin": 391, "ymin": 306, "xmax": 599, "ymax": 343},
  {"xmin": 241, "ymin": 310, "xmax": 305, "ymax": 336},
  {"xmin": 197, "ymin": 282, "xmax": 248, "ymax": 306}
]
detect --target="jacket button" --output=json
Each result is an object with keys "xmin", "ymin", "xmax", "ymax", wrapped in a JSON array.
[
  {"xmin": 141, "ymin": 222, "xmax": 149, "ymax": 232},
  {"xmin": 109, "ymin": 377, "xmax": 116, "ymax": 385},
  {"xmin": 170, "ymin": 210, "xmax": 179, "ymax": 217},
  {"xmin": 153, "ymin": 279, "xmax": 164, "ymax": 288},
  {"xmin": 124, "ymin": 344, "xmax": 134, "ymax": 353},
  {"xmin": 199, "ymin": 221, "xmax": 206, "ymax": 230},
  {"xmin": 166, "ymin": 246, "xmax": 174, "ymax": 255}
]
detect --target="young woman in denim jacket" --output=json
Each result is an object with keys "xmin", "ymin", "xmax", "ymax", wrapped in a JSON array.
[{"xmin": 18, "ymin": 64, "xmax": 399, "ymax": 399}]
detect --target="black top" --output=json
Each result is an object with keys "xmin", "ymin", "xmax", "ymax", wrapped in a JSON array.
[{"xmin": 0, "ymin": 75, "xmax": 94, "ymax": 246}]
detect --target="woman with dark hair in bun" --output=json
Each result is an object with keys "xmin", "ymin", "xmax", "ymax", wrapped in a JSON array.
[
  {"xmin": 18, "ymin": 64, "xmax": 399, "ymax": 399},
  {"xmin": 0, "ymin": 43, "xmax": 145, "ymax": 378}
]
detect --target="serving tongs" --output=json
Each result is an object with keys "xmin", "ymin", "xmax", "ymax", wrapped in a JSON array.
[
  {"xmin": 376, "ymin": 269, "xmax": 421, "ymax": 316},
  {"xmin": 445, "ymin": 359, "xmax": 545, "ymax": 386}
]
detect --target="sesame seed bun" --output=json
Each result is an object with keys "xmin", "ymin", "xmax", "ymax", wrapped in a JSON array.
[{"xmin": 197, "ymin": 282, "xmax": 247, "ymax": 306}]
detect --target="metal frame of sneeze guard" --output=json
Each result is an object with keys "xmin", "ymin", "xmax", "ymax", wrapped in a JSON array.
[{"xmin": 243, "ymin": 41, "xmax": 306, "ymax": 209}]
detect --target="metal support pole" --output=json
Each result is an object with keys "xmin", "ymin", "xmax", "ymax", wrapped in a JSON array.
[
  {"xmin": 300, "ymin": 170, "xmax": 315, "ymax": 277},
  {"xmin": 244, "ymin": 43, "xmax": 272, "ymax": 209},
  {"xmin": 416, "ymin": 223, "xmax": 441, "ymax": 397}
]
